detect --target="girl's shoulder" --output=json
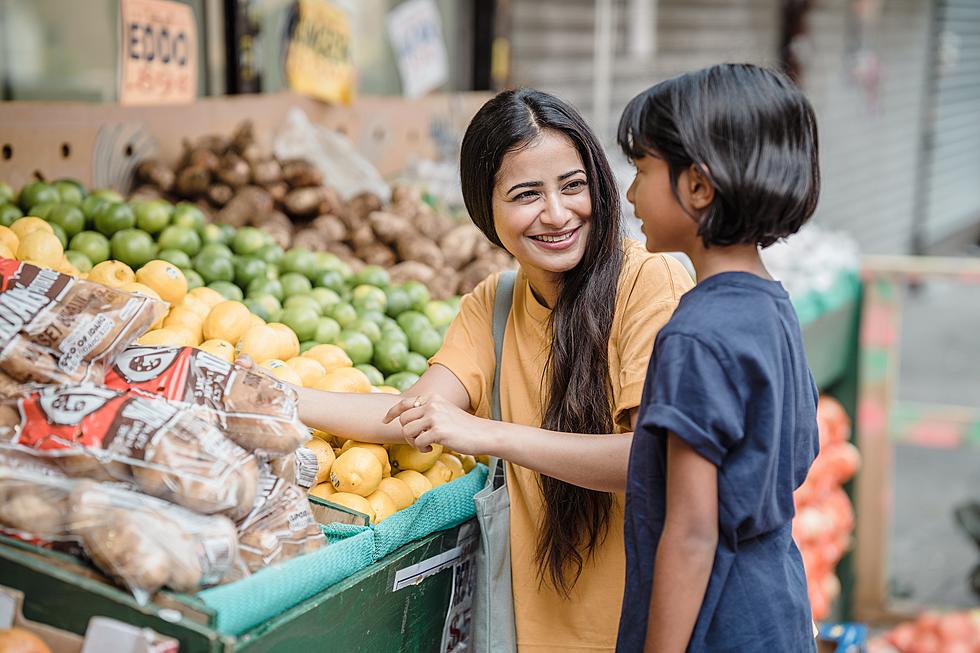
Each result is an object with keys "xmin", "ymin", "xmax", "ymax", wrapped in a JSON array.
[{"xmin": 617, "ymin": 240, "xmax": 695, "ymax": 306}]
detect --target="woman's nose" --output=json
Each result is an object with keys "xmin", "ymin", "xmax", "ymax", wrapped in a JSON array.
[{"xmin": 539, "ymin": 193, "xmax": 569, "ymax": 227}]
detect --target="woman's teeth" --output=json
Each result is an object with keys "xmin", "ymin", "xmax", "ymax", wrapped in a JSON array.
[{"xmin": 532, "ymin": 232, "xmax": 573, "ymax": 243}]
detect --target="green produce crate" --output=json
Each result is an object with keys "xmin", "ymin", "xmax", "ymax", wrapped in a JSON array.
[{"xmin": 798, "ymin": 271, "xmax": 862, "ymax": 391}]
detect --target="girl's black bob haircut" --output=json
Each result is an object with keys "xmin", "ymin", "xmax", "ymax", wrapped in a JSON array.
[{"xmin": 618, "ymin": 63, "xmax": 820, "ymax": 248}]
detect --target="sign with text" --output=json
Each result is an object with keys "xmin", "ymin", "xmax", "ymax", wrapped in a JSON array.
[
  {"xmin": 119, "ymin": 0, "xmax": 197, "ymax": 105},
  {"xmin": 386, "ymin": 0, "xmax": 449, "ymax": 98},
  {"xmin": 285, "ymin": 0, "xmax": 355, "ymax": 105}
]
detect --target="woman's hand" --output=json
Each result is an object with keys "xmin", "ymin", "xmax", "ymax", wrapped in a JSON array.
[
  {"xmin": 383, "ymin": 394, "xmax": 496, "ymax": 456},
  {"xmin": 234, "ymin": 354, "xmax": 254, "ymax": 369}
]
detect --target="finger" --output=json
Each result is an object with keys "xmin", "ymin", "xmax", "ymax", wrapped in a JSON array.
[
  {"xmin": 382, "ymin": 397, "xmax": 417, "ymax": 424},
  {"xmin": 397, "ymin": 405, "xmax": 431, "ymax": 427},
  {"xmin": 413, "ymin": 430, "xmax": 439, "ymax": 453},
  {"xmin": 402, "ymin": 416, "xmax": 433, "ymax": 440},
  {"xmin": 235, "ymin": 354, "xmax": 254, "ymax": 369}
]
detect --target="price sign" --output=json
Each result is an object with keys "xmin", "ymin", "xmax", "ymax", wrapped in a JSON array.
[
  {"xmin": 440, "ymin": 522, "xmax": 479, "ymax": 652},
  {"xmin": 119, "ymin": 0, "xmax": 197, "ymax": 105},
  {"xmin": 386, "ymin": 0, "xmax": 449, "ymax": 98}
]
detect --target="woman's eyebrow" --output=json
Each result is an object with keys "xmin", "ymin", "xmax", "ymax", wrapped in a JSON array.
[
  {"xmin": 507, "ymin": 180, "xmax": 543, "ymax": 194},
  {"xmin": 559, "ymin": 168, "xmax": 586, "ymax": 180}
]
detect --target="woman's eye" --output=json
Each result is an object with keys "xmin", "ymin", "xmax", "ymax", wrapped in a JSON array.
[
  {"xmin": 513, "ymin": 190, "xmax": 538, "ymax": 201},
  {"xmin": 563, "ymin": 180, "xmax": 587, "ymax": 192}
]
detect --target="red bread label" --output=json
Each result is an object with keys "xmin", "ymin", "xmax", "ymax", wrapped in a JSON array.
[{"xmin": 105, "ymin": 346, "xmax": 236, "ymax": 407}]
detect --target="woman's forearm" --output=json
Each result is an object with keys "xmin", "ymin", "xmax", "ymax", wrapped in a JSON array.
[{"xmin": 296, "ymin": 387, "xmax": 407, "ymax": 444}]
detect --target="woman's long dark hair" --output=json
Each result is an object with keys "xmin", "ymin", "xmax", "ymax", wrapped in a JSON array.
[{"xmin": 460, "ymin": 89, "xmax": 624, "ymax": 595}]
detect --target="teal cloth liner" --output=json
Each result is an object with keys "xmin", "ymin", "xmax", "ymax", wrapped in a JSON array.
[
  {"xmin": 792, "ymin": 270, "xmax": 860, "ymax": 326},
  {"xmin": 197, "ymin": 464, "xmax": 488, "ymax": 636}
]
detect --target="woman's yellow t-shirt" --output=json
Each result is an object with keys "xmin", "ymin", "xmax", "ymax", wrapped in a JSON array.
[{"xmin": 430, "ymin": 240, "xmax": 693, "ymax": 652}]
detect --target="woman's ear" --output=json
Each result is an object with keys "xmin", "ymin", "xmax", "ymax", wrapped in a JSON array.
[{"xmin": 685, "ymin": 163, "xmax": 715, "ymax": 211}]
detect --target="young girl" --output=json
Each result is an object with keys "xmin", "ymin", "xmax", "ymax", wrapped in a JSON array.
[{"xmin": 615, "ymin": 64, "xmax": 821, "ymax": 652}]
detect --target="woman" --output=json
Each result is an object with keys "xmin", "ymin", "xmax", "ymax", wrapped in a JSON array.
[{"xmin": 267, "ymin": 89, "xmax": 692, "ymax": 651}]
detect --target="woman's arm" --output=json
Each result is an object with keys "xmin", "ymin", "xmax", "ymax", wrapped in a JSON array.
[
  {"xmin": 644, "ymin": 433, "xmax": 718, "ymax": 653},
  {"xmin": 385, "ymin": 392, "xmax": 638, "ymax": 493}
]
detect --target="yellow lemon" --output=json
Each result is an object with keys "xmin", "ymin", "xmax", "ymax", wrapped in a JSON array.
[
  {"xmin": 0, "ymin": 226, "xmax": 19, "ymax": 253},
  {"xmin": 247, "ymin": 312, "xmax": 265, "ymax": 329},
  {"xmin": 325, "ymin": 492, "xmax": 373, "ymax": 521},
  {"xmin": 267, "ymin": 323, "xmax": 300, "ymax": 360},
  {"xmin": 137, "ymin": 328, "xmax": 187, "ymax": 347},
  {"xmin": 330, "ymin": 447, "xmax": 382, "ymax": 497},
  {"xmin": 197, "ymin": 338, "xmax": 236, "ymax": 363},
  {"xmin": 305, "ymin": 437, "xmax": 336, "ymax": 484},
  {"xmin": 309, "ymin": 482, "xmax": 336, "ymax": 500},
  {"xmin": 135, "ymin": 260, "xmax": 187, "ymax": 305},
  {"xmin": 120, "ymin": 281, "xmax": 166, "ymax": 328},
  {"xmin": 286, "ymin": 356, "xmax": 327, "ymax": 386},
  {"xmin": 311, "ymin": 367, "xmax": 372, "ymax": 394},
  {"xmin": 168, "ymin": 326, "xmax": 200, "ymax": 346},
  {"xmin": 188, "ymin": 286, "xmax": 226, "ymax": 309},
  {"xmin": 16, "ymin": 230, "xmax": 63, "ymax": 267},
  {"xmin": 438, "ymin": 453, "xmax": 465, "ymax": 480},
  {"xmin": 423, "ymin": 459, "xmax": 452, "ymax": 488},
  {"xmin": 376, "ymin": 385, "xmax": 401, "ymax": 395},
  {"xmin": 0, "ymin": 243, "xmax": 15, "ymax": 260},
  {"xmin": 459, "ymin": 454, "xmax": 477, "ymax": 473},
  {"xmin": 88, "ymin": 260, "xmax": 136, "ymax": 288},
  {"xmin": 236, "ymin": 324, "xmax": 281, "ymax": 364},
  {"xmin": 365, "ymin": 490, "xmax": 398, "ymax": 523},
  {"xmin": 394, "ymin": 470, "xmax": 432, "ymax": 500},
  {"xmin": 202, "ymin": 300, "xmax": 251, "ymax": 344},
  {"xmin": 163, "ymin": 305, "xmax": 204, "ymax": 342},
  {"xmin": 340, "ymin": 441, "xmax": 391, "ymax": 477},
  {"xmin": 389, "ymin": 443, "xmax": 443, "ymax": 474},
  {"xmin": 377, "ymin": 477, "xmax": 415, "ymax": 511},
  {"xmin": 180, "ymin": 295, "xmax": 212, "ymax": 320},
  {"xmin": 302, "ymin": 344, "xmax": 352, "ymax": 373},
  {"xmin": 10, "ymin": 217, "xmax": 53, "ymax": 240},
  {"xmin": 259, "ymin": 359, "xmax": 304, "ymax": 386}
]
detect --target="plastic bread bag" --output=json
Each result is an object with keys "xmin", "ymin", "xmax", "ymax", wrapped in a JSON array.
[
  {"xmin": 0, "ymin": 259, "xmax": 166, "ymax": 397},
  {"xmin": 2, "ymin": 384, "xmax": 259, "ymax": 520},
  {"xmin": 268, "ymin": 446, "xmax": 319, "ymax": 489},
  {"xmin": 0, "ymin": 449, "xmax": 241, "ymax": 603},
  {"xmin": 235, "ymin": 475, "xmax": 325, "ymax": 573},
  {"xmin": 103, "ymin": 345, "xmax": 308, "ymax": 455}
]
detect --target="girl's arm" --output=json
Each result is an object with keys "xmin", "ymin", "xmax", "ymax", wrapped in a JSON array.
[
  {"xmin": 385, "ymin": 389, "xmax": 637, "ymax": 493},
  {"xmin": 644, "ymin": 433, "xmax": 718, "ymax": 653}
]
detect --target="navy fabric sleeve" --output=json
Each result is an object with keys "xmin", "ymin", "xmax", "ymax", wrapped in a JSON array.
[{"xmin": 639, "ymin": 333, "xmax": 745, "ymax": 466}]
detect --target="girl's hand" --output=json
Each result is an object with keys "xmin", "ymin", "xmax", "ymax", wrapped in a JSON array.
[
  {"xmin": 234, "ymin": 354, "xmax": 255, "ymax": 369},
  {"xmin": 383, "ymin": 394, "xmax": 495, "ymax": 456}
]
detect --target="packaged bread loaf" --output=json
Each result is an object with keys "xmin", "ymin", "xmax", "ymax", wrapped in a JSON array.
[
  {"xmin": 2, "ymin": 384, "xmax": 258, "ymax": 519},
  {"xmin": 0, "ymin": 259, "xmax": 165, "ymax": 397},
  {"xmin": 236, "ymin": 476, "xmax": 325, "ymax": 571},
  {"xmin": 104, "ymin": 345, "xmax": 308, "ymax": 454}
]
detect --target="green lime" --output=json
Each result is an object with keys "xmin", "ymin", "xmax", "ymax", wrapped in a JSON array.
[
  {"xmin": 80, "ymin": 195, "xmax": 109, "ymax": 223},
  {"xmin": 330, "ymin": 303, "xmax": 359, "ymax": 329},
  {"xmin": 357, "ymin": 309, "xmax": 387, "ymax": 326},
  {"xmin": 49, "ymin": 223, "xmax": 68, "ymax": 248},
  {"xmin": 437, "ymin": 324, "xmax": 449, "ymax": 338},
  {"xmin": 247, "ymin": 294, "xmax": 282, "ymax": 322},
  {"xmin": 234, "ymin": 256, "xmax": 269, "ymax": 289},
  {"xmin": 380, "ymin": 323, "xmax": 409, "ymax": 346},
  {"xmin": 68, "ymin": 231, "xmax": 110, "ymax": 265},
  {"xmin": 353, "ymin": 265, "xmax": 391, "ymax": 289},
  {"xmin": 198, "ymin": 242, "xmax": 234, "ymax": 260},
  {"xmin": 247, "ymin": 277, "xmax": 284, "ymax": 301},
  {"xmin": 184, "ymin": 268, "xmax": 205, "ymax": 290},
  {"xmin": 280, "ymin": 247, "xmax": 318, "ymax": 279},
  {"xmin": 397, "ymin": 310, "xmax": 432, "ymax": 334},
  {"xmin": 218, "ymin": 223, "xmax": 238, "ymax": 242},
  {"xmin": 172, "ymin": 203, "xmax": 205, "ymax": 231},
  {"xmin": 280, "ymin": 272, "xmax": 313, "ymax": 298},
  {"xmin": 110, "ymin": 229, "xmax": 157, "ymax": 269},
  {"xmin": 64, "ymin": 250, "xmax": 93, "ymax": 273},
  {"xmin": 314, "ymin": 269, "xmax": 346, "ymax": 293},
  {"xmin": 384, "ymin": 372, "xmax": 421, "ymax": 393},
  {"xmin": 385, "ymin": 286, "xmax": 414, "ymax": 317},
  {"xmin": 199, "ymin": 223, "xmax": 228, "ymax": 245},
  {"xmin": 157, "ymin": 248, "xmax": 192, "ymax": 269},
  {"xmin": 90, "ymin": 188, "xmax": 124, "ymax": 203},
  {"xmin": 424, "ymin": 301, "xmax": 456, "ymax": 329},
  {"xmin": 157, "ymin": 225, "xmax": 202, "ymax": 257},
  {"xmin": 350, "ymin": 318, "xmax": 382, "ymax": 344},
  {"xmin": 255, "ymin": 243, "xmax": 285, "ymax": 265},
  {"xmin": 336, "ymin": 330, "xmax": 373, "ymax": 365},
  {"xmin": 232, "ymin": 227, "xmax": 267, "ymax": 256},
  {"xmin": 402, "ymin": 281, "xmax": 431, "ymax": 311},
  {"xmin": 266, "ymin": 263, "xmax": 279, "ymax": 280},
  {"xmin": 409, "ymin": 328, "xmax": 443, "ymax": 358},
  {"xmin": 352, "ymin": 284, "xmax": 387, "ymax": 313},
  {"xmin": 404, "ymin": 352, "xmax": 428, "ymax": 376},
  {"xmin": 208, "ymin": 281, "xmax": 244, "ymax": 301},
  {"xmin": 18, "ymin": 181, "xmax": 59, "ymax": 212},
  {"xmin": 194, "ymin": 253, "xmax": 235, "ymax": 284},
  {"xmin": 309, "ymin": 287, "xmax": 341, "ymax": 314},
  {"xmin": 281, "ymin": 306, "xmax": 319, "ymax": 342},
  {"xmin": 47, "ymin": 204, "xmax": 85, "ymax": 238},
  {"xmin": 355, "ymin": 364, "xmax": 385, "ymax": 387},
  {"xmin": 0, "ymin": 183, "xmax": 13, "ymax": 205},
  {"xmin": 52, "ymin": 179, "xmax": 86, "ymax": 205},
  {"xmin": 94, "ymin": 203, "xmax": 136, "ymax": 236},
  {"xmin": 300, "ymin": 340, "xmax": 318, "ymax": 354},
  {"xmin": 133, "ymin": 200, "xmax": 172, "ymax": 234},
  {"xmin": 314, "ymin": 316, "xmax": 342, "ymax": 344},
  {"xmin": 28, "ymin": 202, "xmax": 57, "ymax": 220},
  {"xmin": 373, "ymin": 339, "xmax": 409, "ymax": 376},
  {"xmin": 446, "ymin": 296, "xmax": 462, "ymax": 312},
  {"xmin": 0, "ymin": 204, "xmax": 24, "ymax": 227},
  {"xmin": 244, "ymin": 298, "xmax": 272, "ymax": 321},
  {"xmin": 283, "ymin": 294, "xmax": 323, "ymax": 317}
]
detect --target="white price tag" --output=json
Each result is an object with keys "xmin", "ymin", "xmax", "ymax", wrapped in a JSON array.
[
  {"xmin": 440, "ymin": 521, "xmax": 479, "ymax": 652},
  {"xmin": 386, "ymin": 0, "xmax": 449, "ymax": 98}
]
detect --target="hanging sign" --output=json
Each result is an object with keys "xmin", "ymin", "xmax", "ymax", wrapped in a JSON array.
[
  {"xmin": 119, "ymin": 0, "xmax": 197, "ymax": 105},
  {"xmin": 386, "ymin": 0, "xmax": 449, "ymax": 98},
  {"xmin": 285, "ymin": 0, "xmax": 356, "ymax": 104}
]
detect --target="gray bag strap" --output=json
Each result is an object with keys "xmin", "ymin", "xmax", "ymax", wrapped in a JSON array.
[{"xmin": 490, "ymin": 270, "xmax": 516, "ymax": 423}]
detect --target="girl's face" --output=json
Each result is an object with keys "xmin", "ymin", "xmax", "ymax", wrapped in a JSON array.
[
  {"xmin": 491, "ymin": 130, "xmax": 592, "ymax": 279},
  {"xmin": 626, "ymin": 155, "xmax": 699, "ymax": 253}
]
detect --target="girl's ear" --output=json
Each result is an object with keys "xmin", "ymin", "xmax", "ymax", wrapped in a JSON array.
[{"xmin": 685, "ymin": 163, "xmax": 715, "ymax": 211}]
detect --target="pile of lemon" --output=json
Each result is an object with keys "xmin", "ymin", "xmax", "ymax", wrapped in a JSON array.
[
  {"xmin": 307, "ymin": 435, "xmax": 477, "ymax": 524},
  {"xmin": 0, "ymin": 217, "xmax": 86, "ymax": 275}
]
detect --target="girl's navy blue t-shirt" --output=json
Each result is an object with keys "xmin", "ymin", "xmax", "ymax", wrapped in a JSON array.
[{"xmin": 617, "ymin": 272, "xmax": 819, "ymax": 653}]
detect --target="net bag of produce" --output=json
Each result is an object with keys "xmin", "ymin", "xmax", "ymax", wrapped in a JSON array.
[
  {"xmin": 0, "ymin": 447, "xmax": 240, "ymax": 604},
  {"xmin": 104, "ymin": 345, "xmax": 308, "ymax": 455},
  {"xmin": 0, "ymin": 259, "xmax": 166, "ymax": 397},
  {"xmin": 0, "ymin": 384, "xmax": 259, "ymax": 520}
]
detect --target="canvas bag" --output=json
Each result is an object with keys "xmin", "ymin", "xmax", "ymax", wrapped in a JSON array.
[{"xmin": 471, "ymin": 270, "xmax": 518, "ymax": 652}]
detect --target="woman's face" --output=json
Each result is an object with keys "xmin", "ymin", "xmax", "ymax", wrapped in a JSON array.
[
  {"xmin": 625, "ymin": 155, "xmax": 698, "ymax": 253},
  {"xmin": 491, "ymin": 130, "xmax": 592, "ymax": 279}
]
